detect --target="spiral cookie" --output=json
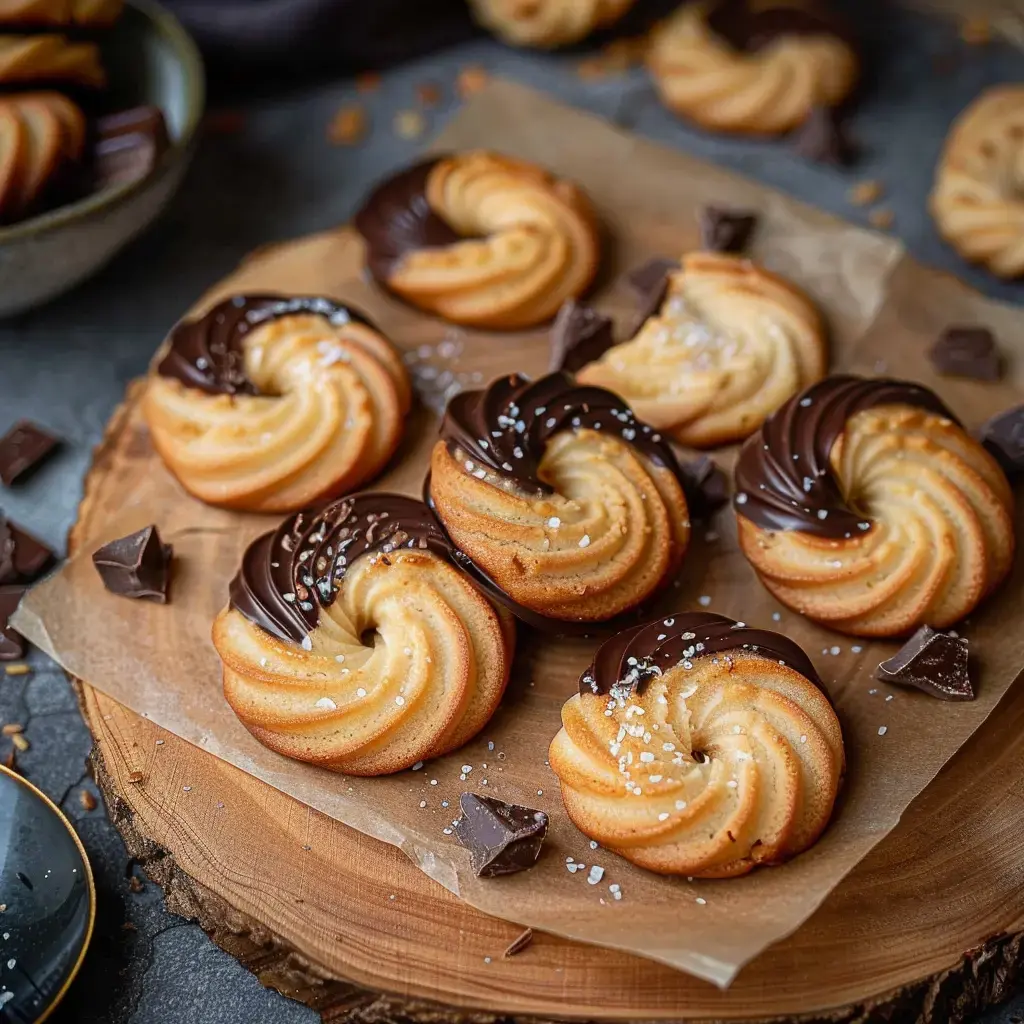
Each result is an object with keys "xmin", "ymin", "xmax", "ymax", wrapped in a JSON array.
[
  {"xmin": 213, "ymin": 494, "xmax": 514, "ymax": 776},
  {"xmin": 0, "ymin": 91, "xmax": 85, "ymax": 222},
  {"xmin": 468, "ymin": 0, "xmax": 636, "ymax": 47},
  {"xmin": 550, "ymin": 612, "xmax": 843, "ymax": 877},
  {"xmin": 354, "ymin": 151, "xmax": 599, "ymax": 330},
  {"xmin": 0, "ymin": 35, "xmax": 104, "ymax": 88},
  {"xmin": 0, "ymin": 0, "xmax": 123, "ymax": 26},
  {"xmin": 648, "ymin": 0, "xmax": 858, "ymax": 136},
  {"xmin": 931, "ymin": 86, "xmax": 1024, "ymax": 279},
  {"xmin": 144, "ymin": 295, "xmax": 411, "ymax": 513},
  {"xmin": 577, "ymin": 252, "xmax": 826, "ymax": 448},
  {"xmin": 734, "ymin": 376, "xmax": 1014, "ymax": 637},
  {"xmin": 426, "ymin": 372, "xmax": 690, "ymax": 624}
]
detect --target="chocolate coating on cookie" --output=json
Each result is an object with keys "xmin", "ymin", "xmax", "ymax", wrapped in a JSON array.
[
  {"xmin": 354, "ymin": 157, "xmax": 462, "ymax": 284},
  {"xmin": 706, "ymin": 0, "xmax": 853, "ymax": 53},
  {"xmin": 158, "ymin": 295, "xmax": 371, "ymax": 397},
  {"xmin": 580, "ymin": 611, "xmax": 822, "ymax": 697},
  {"xmin": 229, "ymin": 494, "xmax": 457, "ymax": 644},
  {"xmin": 437, "ymin": 372, "xmax": 681, "ymax": 496},
  {"xmin": 734, "ymin": 376, "xmax": 956, "ymax": 538}
]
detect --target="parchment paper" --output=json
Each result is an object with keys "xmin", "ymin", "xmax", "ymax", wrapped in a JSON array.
[{"xmin": 15, "ymin": 81, "xmax": 1024, "ymax": 989}]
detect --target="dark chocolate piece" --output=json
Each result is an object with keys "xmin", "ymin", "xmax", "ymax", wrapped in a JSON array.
[
  {"xmin": 734, "ymin": 376, "xmax": 956, "ymax": 538},
  {"xmin": 354, "ymin": 157, "xmax": 462, "ymax": 285},
  {"xmin": 928, "ymin": 326, "xmax": 1002, "ymax": 382},
  {"xmin": 625, "ymin": 258, "xmax": 679, "ymax": 300},
  {"xmin": 157, "ymin": 295, "xmax": 372, "ymax": 397},
  {"xmin": 792, "ymin": 106, "xmax": 855, "ymax": 166},
  {"xmin": 548, "ymin": 300, "xmax": 615, "ymax": 374},
  {"xmin": 92, "ymin": 526, "xmax": 173, "ymax": 603},
  {"xmin": 580, "ymin": 611, "xmax": 823, "ymax": 698},
  {"xmin": 705, "ymin": 0, "xmax": 853, "ymax": 52},
  {"xmin": 627, "ymin": 261, "xmax": 675, "ymax": 338},
  {"xmin": 0, "ymin": 586, "xmax": 26, "ymax": 661},
  {"xmin": 231, "ymin": 494, "xmax": 458, "ymax": 644},
  {"xmin": 453, "ymin": 793, "xmax": 548, "ymax": 878},
  {"xmin": 876, "ymin": 625, "xmax": 972, "ymax": 701},
  {"xmin": 679, "ymin": 455, "xmax": 729, "ymax": 519},
  {"xmin": 0, "ymin": 421, "xmax": 60, "ymax": 486},
  {"xmin": 436, "ymin": 372, "xmax": 681, "ymax": 497},
  {"xmin": 979, "ymin": 404, "xmax": 1024, "ymax": 479},
  {"xmin": 698, "ymin": 206, "xmax": 757, "ymax": 254},
  {"xmin": 0, "ymin": 516, "xmax": 55, "ymax": 586},
  {"xmin": 95, "ymin": 105, "xmax": 170, "ymax": 191}
]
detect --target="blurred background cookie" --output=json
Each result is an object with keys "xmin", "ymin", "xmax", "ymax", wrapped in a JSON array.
[
  {"xmin": 0, "ymin": 0, "xmax": 123, "ymax": 26},
  {"xmin": 468, "ymin": 0, "xmax": 637, "ymax": 48}
]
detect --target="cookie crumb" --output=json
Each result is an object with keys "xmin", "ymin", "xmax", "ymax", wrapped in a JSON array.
[
  {"xmin": 394, "ymin": 109, "xmax": 425, "ymax": 139},
  {"xmin": 848, "ymin": 180, "xmax": 883, "ymax": 206},
  {"xmin": 868, "ymin": 208, "xmax": 894, "ymax": 230},
  {"xmin": 127, "ymin": 770, "xmax": 145, "ymax": 784},
  {"xmin": 960, "ymin": 16, "xmax": 991, "ymax": 44},
  {"xmin": 356, "ymin": 71, "xmax": 381, "ymax": 94},
  {"xmin": 1, "ymin": 724, "xmax": 23, "ymax": 735},
  {"xmin": 3, "ymin": 664, "xmax": 29, "ymax": 677},
  {"xmin": 10, "ymin": 734, "xmax": 28, "ymax": 753},
  {"xmin": 457, "ymin": 66, "xmax": 489, "ymax": 99},
  {"xmin": 79, "ymin": 789, "xmax": 98, "ymax": 811},
  {"xmin": 416, "ymin": 82, "xmax": 441, "ymax": 108},
  {"xmin": 328, "ymin": 104, "xmax": 367, "ymax": 145}
]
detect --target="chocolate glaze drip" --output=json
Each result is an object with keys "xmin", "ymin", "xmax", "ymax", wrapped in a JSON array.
[
  {"xmin": 580, "ymin": 611, "xmax": 822, "ymax": 697},
  {"xmin": 734, "ymin": 375, "xmax": 957, "ymax": 538},
  {"xmin": 229, "ymin": 493, "xmax": 458, "ymax": 644},
  {"xmin": 354, "ymin": 157, "xmax": 462, "ymax": 284},
  {"xmin": 706, "ymin": 0, "xmax": 852, "ymax": 53},
  {"xmin": 157, "ymin": 294, "xmax": 371, "ymax": 396},
  {"xmin": 436, "ymin": 372, "xmax": 681, "ymax": 495}
]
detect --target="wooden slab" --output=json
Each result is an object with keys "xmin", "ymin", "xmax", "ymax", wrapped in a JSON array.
[{"xmin": 67, "ymin": 231, "xmax": 1024, "ymax": 1022}]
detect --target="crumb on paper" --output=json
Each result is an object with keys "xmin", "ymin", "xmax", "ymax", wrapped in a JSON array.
[
  {"xmin": 848, "ymin": 180, "xmax": 883, "ymax": 206},
  {"xmin": 328, "ymin": 104, "xmax": 367, "ymax": 146},
  {"xmin": 356, "ymin": 71, "xmax": 381, "ymax": 94},
  {"xmin": 457, "ymin": 65, "xmax": 489, "ymax": 99},
  {"xmin": 127, "ymin": 770, "xmax": 145, "ymax": 784},
  {"xmin": 416, "ymin": 81, "xmax": 441, "ymax": 107},
  {"xmin": 3, "ymin": 664, "xmax": 29, "ymax": 677},
  {"xmin": 394, "ymin": 109, "xmax": 425, "ymax": 139},
  {"xmin": 960, "ymin": 16, "xmax": 991, "ymax": 44},
  {"xmin": 869, "ymin": 208, "xmax": 894, "ymax": 230}
]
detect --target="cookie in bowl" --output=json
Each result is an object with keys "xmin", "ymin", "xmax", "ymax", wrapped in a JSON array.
[
  {"xmin": 734, "ymin": 376, "xmax": 1014, "ymax": 637},
  {"xmin": 143, "ymin": 295, "xmax": 411, "ymax": 513},
  {"xmin": 213, "ymin": 494, "xmax": 515, "ymax": 776},
  {"xmin": 576, "ymin": 251, "xmax": 827, "ymax": 447},
  {"xmin": 426, "ymin": 372, "xmax": 690, "ymax": 625},
  {"xmin": 549, "ymin": 612, "xmax": 843, "ymax": 876},
  {"xmin": 648, "ymin": 0, "xmax": 858, "ymax": 136},
  {"xmin": 931, "ymin": 85, "xmax": 1024, "ymax": 279},
  {"xmin": 354, "ymin": 151, "xmax": 600, "ymax": 330}
]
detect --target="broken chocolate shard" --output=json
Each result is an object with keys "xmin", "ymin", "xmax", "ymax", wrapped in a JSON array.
[
  {"xmin": 454, "ymin": 792, "xmax": 548, "ymax": 878},
  {"xmin": 929, "ymin": 326, "xmax": 1002, "ymax": 382},
  {"xmin": 876, "ymin": 625, "xmax": 973, "ymax": 701},
  {"xmin": 548, "ymin": 299, "xmax": 615, "ymax": 374},
  {"xmin": 92, "ymin": 525, "xmax": 173, "ymax": 603},
  {"xmin": 979, "ymin": 403, "xmax": 1024, "ymax": 479},
  {"xmin": 95, "ymin": 105, "xmax": 170, "ymax": 191},
  {"xmin": 503, "ymin": 928, "xmax": 534, "ymax": 958},
  {"xmin": 0, "ymin": 516, "xmax": 55, "ymax": 586},
  {"xmin": 0, "ymin": 421, "xmax": 60, "ymax": 486},
  {"xmin": 678, "ymin": 455, "xmax": 730, "ymax": 519},
  {"xmin": 625, "ymin": 257, "xmax": 679, "ymax": 300},
  {"xmin": 0, "ymin": 586, "xmax": 26, "ymax": 662},
  {"xmin": 698, "ymin": 206, "xmax": 757, "ymax": 254},
  {"xmin": 792, "ymin": 106, "xmax": 855, "ymax": 166}
]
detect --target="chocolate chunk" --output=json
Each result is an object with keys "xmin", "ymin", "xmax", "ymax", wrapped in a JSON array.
[
  {"xmin": 92, "ymin": 525, "xmax": 173, "ymax": 603},
  {"xmin": 0, "ymin": 421, "xmax": 60, "ymax": 486},
  {"xmin": 980, "ymin": 404, "xmax": 1024, "ymax": 478},
  {"xmin": 678, "ymin": 455, "xmax": 730, "ymax": 519},
  {"xmin": 548, "ymin": 300, "xmax": 615, "ymax": 374},
  {"xmin": 928, "ymin": 326, "xmax": 1002, "ymax": 382},
  {"xmin": 0, "ymin": 586, "xmax": 26, "ymax": 661},
  {"xmin": 625, "ymin": 257, "xmax": 679, "ymax": 300},
  {"xmin": 95, "ymin": 105, "xmax": 169, "ymax": 191},
  {"xmin": 698, "ymin": 206, "xmax": 757, "ymax": 254},
  {"xmin": 792, "ymin": 106, "xmax": 855, "ymax": 166},
  {"xmin": 503, "ymin": 928, "xmax": 534, "ymax": 958},
  {"xmin": 0, "ymin": 516, "xmax": 55, "ymax": 586},
  {"xmin": 453, "ymin": 793, "xmax": 548, "ymax": 878},
  {"xmin": 876, "ymin": 625, "xmax": 972, "ymax": 701}
]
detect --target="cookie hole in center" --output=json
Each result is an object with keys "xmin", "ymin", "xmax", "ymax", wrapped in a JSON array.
[
  {"xmin": 360, "ymin": 627, "xmax": 381, "ymax": 650},
  {"xmin": 692, "ymin": 750, "xmax": 708, "ymax": 764}
]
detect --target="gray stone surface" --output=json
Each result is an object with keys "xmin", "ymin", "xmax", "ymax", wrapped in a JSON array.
[{"xmin": 4, "ymin": 5, "xmax": 1024, "ymax": 1021}]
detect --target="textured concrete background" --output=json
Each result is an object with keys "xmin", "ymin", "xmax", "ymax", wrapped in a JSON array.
[{"xmin": 4, "ymin": 3, "xmax": 1024, "ymax": 1021}]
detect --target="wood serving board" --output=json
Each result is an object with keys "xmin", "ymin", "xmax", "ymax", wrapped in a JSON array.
[{"xmin": 67, "ymin": 236, "xmax": 1024, "ymax": 1023}]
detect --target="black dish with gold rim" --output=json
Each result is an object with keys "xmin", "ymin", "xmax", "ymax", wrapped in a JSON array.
[{"xmin": 0, "ymin": 765, "xmax": 95, "ymax": 1023}]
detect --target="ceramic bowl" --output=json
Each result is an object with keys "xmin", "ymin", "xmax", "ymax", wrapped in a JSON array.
[{"xmin": 0, "ymin": 0, "xmax": 205, "ymax": 318}]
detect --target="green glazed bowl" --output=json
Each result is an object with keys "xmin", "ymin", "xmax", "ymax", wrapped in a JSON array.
[{"xmin": 0, "ymin": 0, "xmax": 205, "ymax": 317}]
